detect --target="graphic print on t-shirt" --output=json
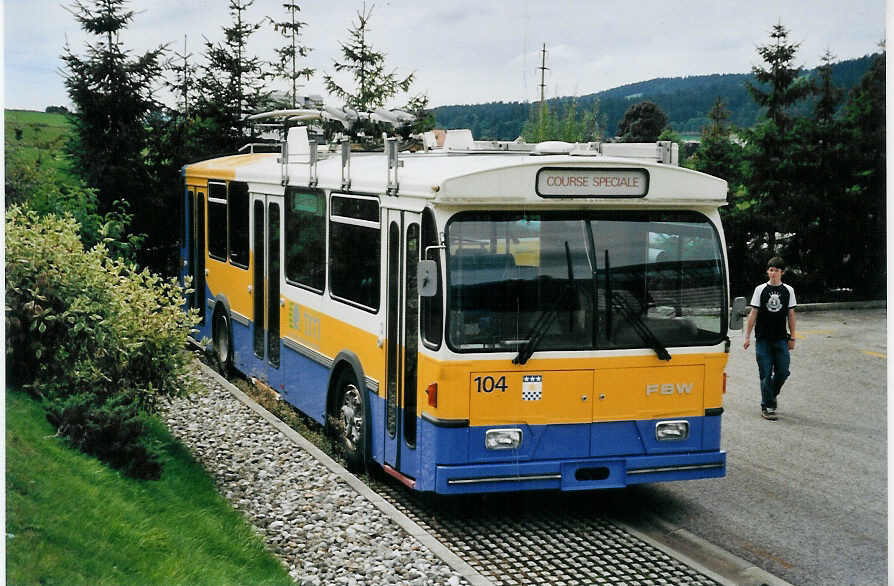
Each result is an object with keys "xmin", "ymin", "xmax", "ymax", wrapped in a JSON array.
[{"xmin": 767, "ymin": 292, "xmax": 783, "ymax": 312}]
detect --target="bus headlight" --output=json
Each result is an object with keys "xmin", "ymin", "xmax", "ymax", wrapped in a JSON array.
[
  {"xmin": 485, "ymin": 428, "xmax": 523, "ymax": 450},
  {"xmin": 655, "ymin": 420, "xmax": 689, "ymax": 441}
]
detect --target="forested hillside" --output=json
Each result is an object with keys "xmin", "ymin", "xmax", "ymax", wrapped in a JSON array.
[{"xmin": 432, "ymin": 54, "xmax": 877, "ymax": 140}]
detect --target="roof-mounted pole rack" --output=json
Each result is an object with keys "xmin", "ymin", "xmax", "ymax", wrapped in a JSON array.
[
  {"xmin": 385, "ymin": 135, "xmax": 400, "ymax": 195},
  {"xmin": 599, "ymin": 141, "xmax": 679, "ymax": 165},
  {"xmin": 340, "ymin": 138, "xmax": 351, "ymax": 190},
  {"xmin": 280, "ymin": 129, "xmax": 289, "ymax": 186},
  {"xmin": 308, "ymin": 138, "xmax": 319, "ymax": 187}
]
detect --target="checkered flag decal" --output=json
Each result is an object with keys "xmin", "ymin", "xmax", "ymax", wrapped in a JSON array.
[{"xmin": 522, "ymin": 375, "xmax": 543, "ymax": 401}]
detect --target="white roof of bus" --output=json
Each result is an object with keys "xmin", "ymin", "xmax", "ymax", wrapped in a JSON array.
[{"xmin": 184, "ymin": 149, "xmax": 728, "ymax": 206}]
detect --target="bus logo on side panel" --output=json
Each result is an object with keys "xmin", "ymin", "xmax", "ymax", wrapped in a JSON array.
[{"xmin": 645, "ymin": 383, "xmax": 694, "ymax": 396}]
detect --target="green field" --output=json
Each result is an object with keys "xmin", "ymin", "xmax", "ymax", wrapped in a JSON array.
[
  {"xmin": 5, "ymin": 109, "xmax": 76, "ymax": 180},
  {"xmin": 6, "ymin": 389, "xmax": 293, "ymax": 585}
]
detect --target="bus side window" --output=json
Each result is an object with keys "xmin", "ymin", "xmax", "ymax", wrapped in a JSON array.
[
  {"xmin": 284, "ymin": 188, "xmax": 325, "ymax": 292},
  {"xmin": 421, "ymin": 208, "xmax": 442, "ymax": 348},
  {"xmin": 208, "ymin": 182, "xmax": 227, "ymax": 261},
  {"xmin": 329, "ymin": 194, "xmax": 381, "ymax": 312},
  {"xmin": 228, "ymin": 181, "xmax": 250, "ymax": 268}
]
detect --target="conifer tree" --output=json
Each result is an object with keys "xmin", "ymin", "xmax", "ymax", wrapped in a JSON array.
[
  {"xmin": 794, "ymin": 51, "xmax": 846, "ymax": 286},
  {"xmin": 522, "ymin": 101, "xmax": 557, "ymax": 142},
  {"xmin": 270, "ymin": 1, "xmax": 314, "ymax": 108},
  {"xmin": 691, "ymin": 97, "xmax": 748, "ymax": 294},
  {"xmin": 746, "ymin": 24, "xmax": 811, "ymax": 134},
  {"xmin": 197, "ymin": 0, "xmax": 271, "ymax": 153},
  {"xmin": 839, "ymin": 49, "xmax": 886, "ymax": 297},
  {"xmin": 62, "ymin": 0, "xmax": 164, "ymax": 216},
  {"xmin": 741, "ymin": 23, "xmax": 811, "ymax": 255},
  {"xmin": 522, "ymin": 98, "xmax": 604, "ymax": 143},
  {"xmin": 61, "ymin": 0, "xmax": 165, "ymax": 268},
  {"xmin": 323, "ymin": 3, "xmax": 414, "ymax": 113},
  {"xmin": 167, "ymin": 36, "xmax": 199, "ymax": 116}
]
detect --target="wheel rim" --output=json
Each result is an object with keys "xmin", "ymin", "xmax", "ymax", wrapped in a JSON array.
[
  {"xmin": 340, "ymin": 383, "xmax": 363, "ymax": 453},
  {"xmin": 215, "ymin": 316, "xmax": 229, "ymax": 364}
]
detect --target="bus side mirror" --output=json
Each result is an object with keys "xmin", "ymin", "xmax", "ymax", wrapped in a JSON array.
[
  {"xmin": 418, "ymin": 260, "xmax": 438, "ymax": 297},
  {"xmin": 729, "ymin": 296, "xmax": 748, "ymax": 330}
]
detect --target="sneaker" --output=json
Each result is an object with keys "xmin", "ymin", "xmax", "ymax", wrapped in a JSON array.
[{"xmin": 761, "ymin": 408, "xmax": 778, "ymax": 421}]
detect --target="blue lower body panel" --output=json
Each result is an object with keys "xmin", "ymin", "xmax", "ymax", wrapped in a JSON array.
[{"xmin": 414, "ymin": 413, "xmax": 725, "ymax": 494}]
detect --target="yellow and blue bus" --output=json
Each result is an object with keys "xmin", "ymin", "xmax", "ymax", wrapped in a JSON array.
[{"xmin": 181, "ymin": 123, "xmax": 730, "ymax": 494}]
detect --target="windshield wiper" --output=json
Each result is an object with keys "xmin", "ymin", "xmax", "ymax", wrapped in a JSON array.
[
  {"xmin": 605, "ymin": 258, "xmax": 671, "ymax": 361},
  {"xmin": 513, "ymin": 242, "xmax": 574, "ymax": 365}
]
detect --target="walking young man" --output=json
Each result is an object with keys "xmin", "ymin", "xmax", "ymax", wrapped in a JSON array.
[{"xmin": 743, "ymin": 256, "xmax": 797, "ymax": 421}]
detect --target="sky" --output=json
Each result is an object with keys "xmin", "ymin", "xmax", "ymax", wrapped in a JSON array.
[{"xmin": 2, "ymin": 0, "xmax": 888, "ymax": 112}]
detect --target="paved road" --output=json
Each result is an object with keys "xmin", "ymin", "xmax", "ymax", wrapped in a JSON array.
[{"xmin": 608, "ymin": 308, "xmax": 887, "ymax": 585}]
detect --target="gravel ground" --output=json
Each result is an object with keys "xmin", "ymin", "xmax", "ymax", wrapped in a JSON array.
[{"xmin": 161, "ymin": 367, "xmax": 469, "ymax": 586}]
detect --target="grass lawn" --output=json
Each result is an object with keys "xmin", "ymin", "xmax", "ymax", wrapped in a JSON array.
[
  {"xmin": 5, "ymin": 109, "xmax": 77, "ymax": 182},
  {"xmin": 6, "ymin": 389, "xmax": 294, "ymax": 585}
]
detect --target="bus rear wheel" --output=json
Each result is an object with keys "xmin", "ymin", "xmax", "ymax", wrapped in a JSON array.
[
  {"xmin": 212, "ymin": 311, "xmax": 232, "ymax": 377},
  {"xmin": 335, "ymin": 370, "xmax": 365, "ymax": 471}
]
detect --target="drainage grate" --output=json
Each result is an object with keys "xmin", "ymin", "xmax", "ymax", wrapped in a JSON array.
[{"xmin": 370, "ymin": 475, "xmax": 719, "ymax": 586}]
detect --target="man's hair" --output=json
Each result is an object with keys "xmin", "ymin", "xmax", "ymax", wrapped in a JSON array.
[{"xmin": 767, "ymin": 256, "xmax": 786, "ymax": 270}]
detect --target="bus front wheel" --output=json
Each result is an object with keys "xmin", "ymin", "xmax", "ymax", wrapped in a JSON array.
[{"xmin": 335, "ymin": 370, "xmax": 365, "ymax": 471}]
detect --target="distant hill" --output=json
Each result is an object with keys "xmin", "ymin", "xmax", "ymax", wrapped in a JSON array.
[{"xmin": 432, "ymin": 53, "xmax": 880, "ymax": 140}]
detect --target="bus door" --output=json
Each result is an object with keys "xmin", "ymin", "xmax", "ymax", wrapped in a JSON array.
[
  {"xmin": 384, "ymin": 209, "xmax": 421, "ymax": 479},
  {"xmin": 251, "ymin": 194, "xmax": 283, "ymax": 391},
  {"xmin": 185, "ymin": 185, "xmax": 207, "ymax": 331}
]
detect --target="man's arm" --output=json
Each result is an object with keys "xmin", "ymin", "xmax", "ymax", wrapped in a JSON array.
[
  {"xmin": 743, "ymin": 307, "xmax": 758, "ymax": 350},
  {"xmin": 787, "ymin": 308, "xmax": 796, "ymax": 350}
]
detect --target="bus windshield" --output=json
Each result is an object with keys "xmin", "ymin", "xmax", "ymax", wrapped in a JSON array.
[{"xmin": 445, "ymin": 211, "xmax": 726, "ymax": 355}]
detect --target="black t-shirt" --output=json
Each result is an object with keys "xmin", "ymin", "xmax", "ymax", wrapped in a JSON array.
[{"xmin": 749, "ymin": 282, "xmax": 797, "ymax": 340}]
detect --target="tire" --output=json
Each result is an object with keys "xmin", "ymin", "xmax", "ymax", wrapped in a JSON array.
[
  {"xmin": 212, "ymin": 310, "xmax": 232, "ymax": 377},
  {"xmin": 335, "ymin": 369, "xmax": 366, "ymax": 471}
]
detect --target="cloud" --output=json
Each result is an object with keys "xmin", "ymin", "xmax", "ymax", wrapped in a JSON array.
[{"xmin": 4, "ymin": 0, "xmax": 885, "ymax": 111}]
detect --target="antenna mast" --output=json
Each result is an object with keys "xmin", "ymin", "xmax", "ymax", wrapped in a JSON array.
[{"xmin": 537, "ymin": 43, "xmax": 549, "ymax": 104}]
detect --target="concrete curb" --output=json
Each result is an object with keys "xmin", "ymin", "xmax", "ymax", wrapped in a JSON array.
[
  {"xmin": 612, "ymin": 515, "xmax": 794, "ymax": 586},
  {"xmin": 197, "ymin": 361, "xmax": 494, "ymax": 586},
  {"xmin": 795, "ymin": 300, "xmax": 886, "ymax": 312}
]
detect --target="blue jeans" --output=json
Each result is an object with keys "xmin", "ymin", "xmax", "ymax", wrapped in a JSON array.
[{"xmin": 755, "ymin": 338, "xmax": 790, "ymax": 409}]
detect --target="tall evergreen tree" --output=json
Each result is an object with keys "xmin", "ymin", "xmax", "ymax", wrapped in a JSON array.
[
  {"xmin": 741, "ymin": 23, "xmax": 811, "ymax": 255},
  {"xmin": 522, "ymin": 101, "xmax": 557, "ymax": 142},
  {"xmin": 405, "ymin": 94, "xmax": 436, "ymax": 136},
  {"xmin": 691, "ymin": 97, "xmax": 749, "ymax": 295},
  {"xmin": 61, "ymin": 0, "xmax": 164, "ymax": 216},
  {"xmin": 167, "ymin": 36, "xmax": 199, "ymax": 117},
  {"xmin": 706, "ymin": 96, "xmax": 732, "ymax": 138},
  {"xmin": 791, "ymin": 51, "xmax": 846, "ymax": 289},
  {"xmin": 197, "ymin": 0, "xmax": 271, "ymax": 154},
  {"xmin": 746, "ymin": 23, "xmax": 811, "ymax": 135},
  {"xmin": 323, "ymin": 3, "xmax": 414, "ymax": 113},
  {"xmin": 270, "ymin": 1, "xmax": 314, "ymax": 108},
  {"xmin": 61, "ymin": 0, "xmax": 166, "ymax": 269},
  {"xmin": 522, "ymin": 98, "xmax": 603, "ymax": 143},
  {"xmin": 839, "ymin": 49, "xmax": 886, "ymax": 297}
]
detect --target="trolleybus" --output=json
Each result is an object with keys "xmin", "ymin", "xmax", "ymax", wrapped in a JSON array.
[{"xmin": 181, "ymin": 114, "xmax": 732, "ymax": 494}]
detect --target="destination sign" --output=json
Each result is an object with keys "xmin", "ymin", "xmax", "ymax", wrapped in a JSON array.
[{"xmin": 536, "ymin": 168, "xmax": 649, "ymax": 198}]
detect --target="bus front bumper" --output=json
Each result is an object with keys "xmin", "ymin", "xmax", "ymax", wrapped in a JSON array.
[{"xmin": 433, "ymin": 451, "xmax": 726, "ymax": 494}]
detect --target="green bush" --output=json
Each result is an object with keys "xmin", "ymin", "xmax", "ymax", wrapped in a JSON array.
[
  {"xmin": 4, "ymin": 152, "xmax": 143, "ymax": 259},
  {"xmin": 6, "ymin": 206, "xmax": 199, "ymax": 478}
]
